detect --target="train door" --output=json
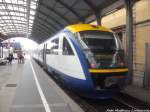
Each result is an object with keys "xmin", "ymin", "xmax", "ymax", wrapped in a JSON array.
[
  {"xmin": 43, "ymin": 44, "xmax": 47, "ymax": 67},
  {"xmin": 0, "ymin": 46, "xmax": 3, "ymax": 58},
  {"xmin": 42, "ymin": 44, "xmax": 45, "ymax": 62},
  {"xmin": 58, "ymin": 33, "xmax": 85, "ymax": 80}
]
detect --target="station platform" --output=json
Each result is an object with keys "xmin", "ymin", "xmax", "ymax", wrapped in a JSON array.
[
  {"xmin": 0, "ymin": 56, "xmax": 84, "ymax": 112},
  {"xmin": 122, "ymin": 85, "xmax": 150, "ymax": 104}
]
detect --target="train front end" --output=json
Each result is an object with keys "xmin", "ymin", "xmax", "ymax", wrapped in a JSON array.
[{"xmin": 67, "ymin": 24, "xmax": 128, "ymax": 99}]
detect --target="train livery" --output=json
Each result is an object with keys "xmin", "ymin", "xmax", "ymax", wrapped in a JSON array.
[{"xmin": 33, "ymin": 24, "xmax": 128, "ymax": 99}]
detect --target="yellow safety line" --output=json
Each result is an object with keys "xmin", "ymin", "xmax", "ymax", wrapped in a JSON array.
[{"xmin": 89, "ymin": 68, "xmax": 128, "ymax": 73}]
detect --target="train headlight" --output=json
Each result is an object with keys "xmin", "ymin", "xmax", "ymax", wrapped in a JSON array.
[
  {"xmin": 90, "ymin": 63, "xmax": 100, "ymax": 68},
  {"xmin": 90, "ymin": 63, "xmax": 96, "ymax": 68},
  {"xmin": 117, "ymin": 62, "xmax": 125, "ymax": 67}
]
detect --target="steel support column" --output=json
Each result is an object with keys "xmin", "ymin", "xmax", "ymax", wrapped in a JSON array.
[
  {"xmin": 83, "ymin": 0, "xmax": 101, "ymax": 25},
  {"xmin": 26, "ymin": 0, "xmax": 31, "ymax": 38},
  {"xmin": 124, "ymin": 0, "xmax": 134, "ymax": 84},
  {"xmin": 95, "ymin": 10, "xmax": 101, "ymax": 25}
]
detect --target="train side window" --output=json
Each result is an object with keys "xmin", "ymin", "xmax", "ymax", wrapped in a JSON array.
[
  {"xmin": 63, "ymin": 37, "xmax": 74, "ymax": 55},
  {"xmin": 50, "ymin": 38, "xmax": 59, "ymax": 55},
  {"xmin": 51, "ymin": 38, "xmax": 59, "ymax": 49}
]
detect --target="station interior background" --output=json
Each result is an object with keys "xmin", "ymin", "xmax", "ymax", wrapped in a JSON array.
[
  {"xmin": 0, "ymin": 0, "xmax": 150, "ymax": 112},
  {"xmin": 0, "ymin": 0, "xmax": 150, "ymax": 90}
]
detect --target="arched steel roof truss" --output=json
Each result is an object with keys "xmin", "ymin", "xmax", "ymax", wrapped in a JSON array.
[{"xmin": 0, "ymin": 0, "xmax": 126, "ymax": 43}]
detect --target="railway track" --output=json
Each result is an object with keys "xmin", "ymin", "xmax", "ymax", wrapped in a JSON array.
[
  {"xmin": 70, "ymin": 92, "xmax": 150, "ymax": 112},
  {"xmin": 68, "ymin": 92, "xmax": 136, "ymax": 112},
  {"xmin": 54, "ymin": 77, "xmax": 150, "ymax": 112},
  {"xmin": 38, "ymin": 61, "xmax": 150, "ymax": 112},
  {"xmin": 113, "ymin": 93, "xmax": 150, "ymax": 110},
  {"xmin": 48, "ymin": 74, "xmax": 144, "ymax": 112}
]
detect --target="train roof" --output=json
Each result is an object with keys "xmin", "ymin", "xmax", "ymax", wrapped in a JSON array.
[{"xmin": 66, "ymin": 24, "xmax": 112, "ymax": 33}]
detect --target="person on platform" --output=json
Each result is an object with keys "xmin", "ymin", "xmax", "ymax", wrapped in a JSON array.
[
  {"xmin": 8, "ymin": 53, "xmax": 13, "ymax": 64},
  {"xmin": 17, "ymin": 52, "xmax": 24, "ymax": 64}
]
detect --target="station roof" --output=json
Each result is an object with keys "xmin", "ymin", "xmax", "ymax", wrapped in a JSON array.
[
  {"xmin": 0, "ymin": 0, "xmax": 123, "ymax": 43},
  {"xmin": 0, "ymin": 0, "xmax": 38, "ymax": 41}
]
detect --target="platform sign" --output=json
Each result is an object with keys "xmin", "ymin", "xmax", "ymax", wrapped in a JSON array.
[
  {"xmin": 144, "ymin": 43, "xmax": 150, "ymax": 90},
  {"xmin": 2, "ymin": 42, "xmax": 9, "ymax": 48},
  {"xmin": 12, "ymin": 42, "xmax": 21, "ymax": 49}
]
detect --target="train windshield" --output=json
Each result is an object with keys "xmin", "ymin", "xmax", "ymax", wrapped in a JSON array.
[{"xmin": 75, "ymin": 31, "xmax": 125, "ymax": 68}]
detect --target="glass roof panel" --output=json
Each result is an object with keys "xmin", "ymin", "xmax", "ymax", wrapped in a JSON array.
[
  {"xmin": 19, "ymin": 7, "xmax": 25, "ymax": 12},
  {"xmin": 30, "ymin": 10, "xmax": 35, "ymax": 15},
  {"xmin": 0, "ymin": 5, "xmax": 5, "ymax": 9},
  {"xmin": 18, "ymin": 0, "xmax": 24, "ymax": 4},
  {"xmin": 0, "ymin": 0, "xmax": 38, "ymax": 37},
  {"xmin": 5, "ymin": 0, "xmax": 13, "ymax": 3},
  {"xmin": 0, "ymin": 11, "xmax": 7, "ymax": 15},
  {"xmin": 2, "ymin": 16, "xmax": 8, "ymax": 19}
]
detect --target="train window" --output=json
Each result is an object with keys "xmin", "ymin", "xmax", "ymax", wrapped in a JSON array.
[
  {"xmin": 76, "ymin": 31, "xmax": 124, "ymax": 53},
  {"xmin": 62, "ymin": 37, "xmax": 74, "ymax": 55},
  {"xmin": 52, "ymin": 38, "xmax": 58, "ymax": 43},
  {"xmin": 46, "ymin": 49, "xmax": 51, "ymax": 54},
  {"xmin": 50, "ymin": 38, "xmax": 59, "ymax": 55},
  {"xmin": 75, "ymin": 31, "xmax": 125, "ymax": 68},
  {"xmin": 45, "ymin": 42, "xmax": 52, "ymax": 54},
  {"xmin": 51, "ymin": 38, "xmax": 59, "ymax": 49}
]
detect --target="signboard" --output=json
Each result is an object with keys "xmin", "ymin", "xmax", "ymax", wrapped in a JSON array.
[
  {"xmin": 1, "ymin": 42, "xmax": 21, "ymax": 50},
  {"xmin": 12, "ymin": 42, "xmax": 21, "ymax": 49}
]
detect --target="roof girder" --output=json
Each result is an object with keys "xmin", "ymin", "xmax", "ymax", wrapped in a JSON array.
[
  {"xmin": 32, "ymin": 24, "xmax": 54, "ymax": 36},
  {"xmin": 38, "ymin": 10, "xmax": 64, "ymax": 28},
  {"xmin": 32, "ymin": 27, "xmax": 50, "ymax": 36},
  {"xmin": 36, "ymin": 13, "xmax": 61, "ymax": 31},
  {"xmin": 39, "ymin": 1, "xmax": 71, "ymax": 24},
  {"xmin": 55, "ymin": 0, "xmax": 85, "ymax": 22},
  {"xmin": 33, "ymin": 21, "xmax": 56, "ymax": 33}
]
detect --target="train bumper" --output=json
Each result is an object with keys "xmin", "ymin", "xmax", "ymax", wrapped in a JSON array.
[{"xmin": 79, "ymin": 89, "xmax": 120, "ymax": 99}]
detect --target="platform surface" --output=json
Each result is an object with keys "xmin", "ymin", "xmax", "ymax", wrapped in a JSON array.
[
  {"xmin": 0, "ymin": 60, "xmax": 24, "ymax": 112},
  {"xmin": 122, "ymin": 85, "xmax": 150, "ymax": 104},
  {"xmin": 0, "ymin": 56, "xmax": 84, "ymax": 112}
]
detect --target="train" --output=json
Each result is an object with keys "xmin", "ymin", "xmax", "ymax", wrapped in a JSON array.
[{"xmin": 33, "ymin": 24, "xmax": 128, "ymax": 99}]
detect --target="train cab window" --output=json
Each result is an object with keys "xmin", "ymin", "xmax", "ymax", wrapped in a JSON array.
[{"xmin": 62, "ymin": 37, "xmax": 74, "ymax": 55}]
